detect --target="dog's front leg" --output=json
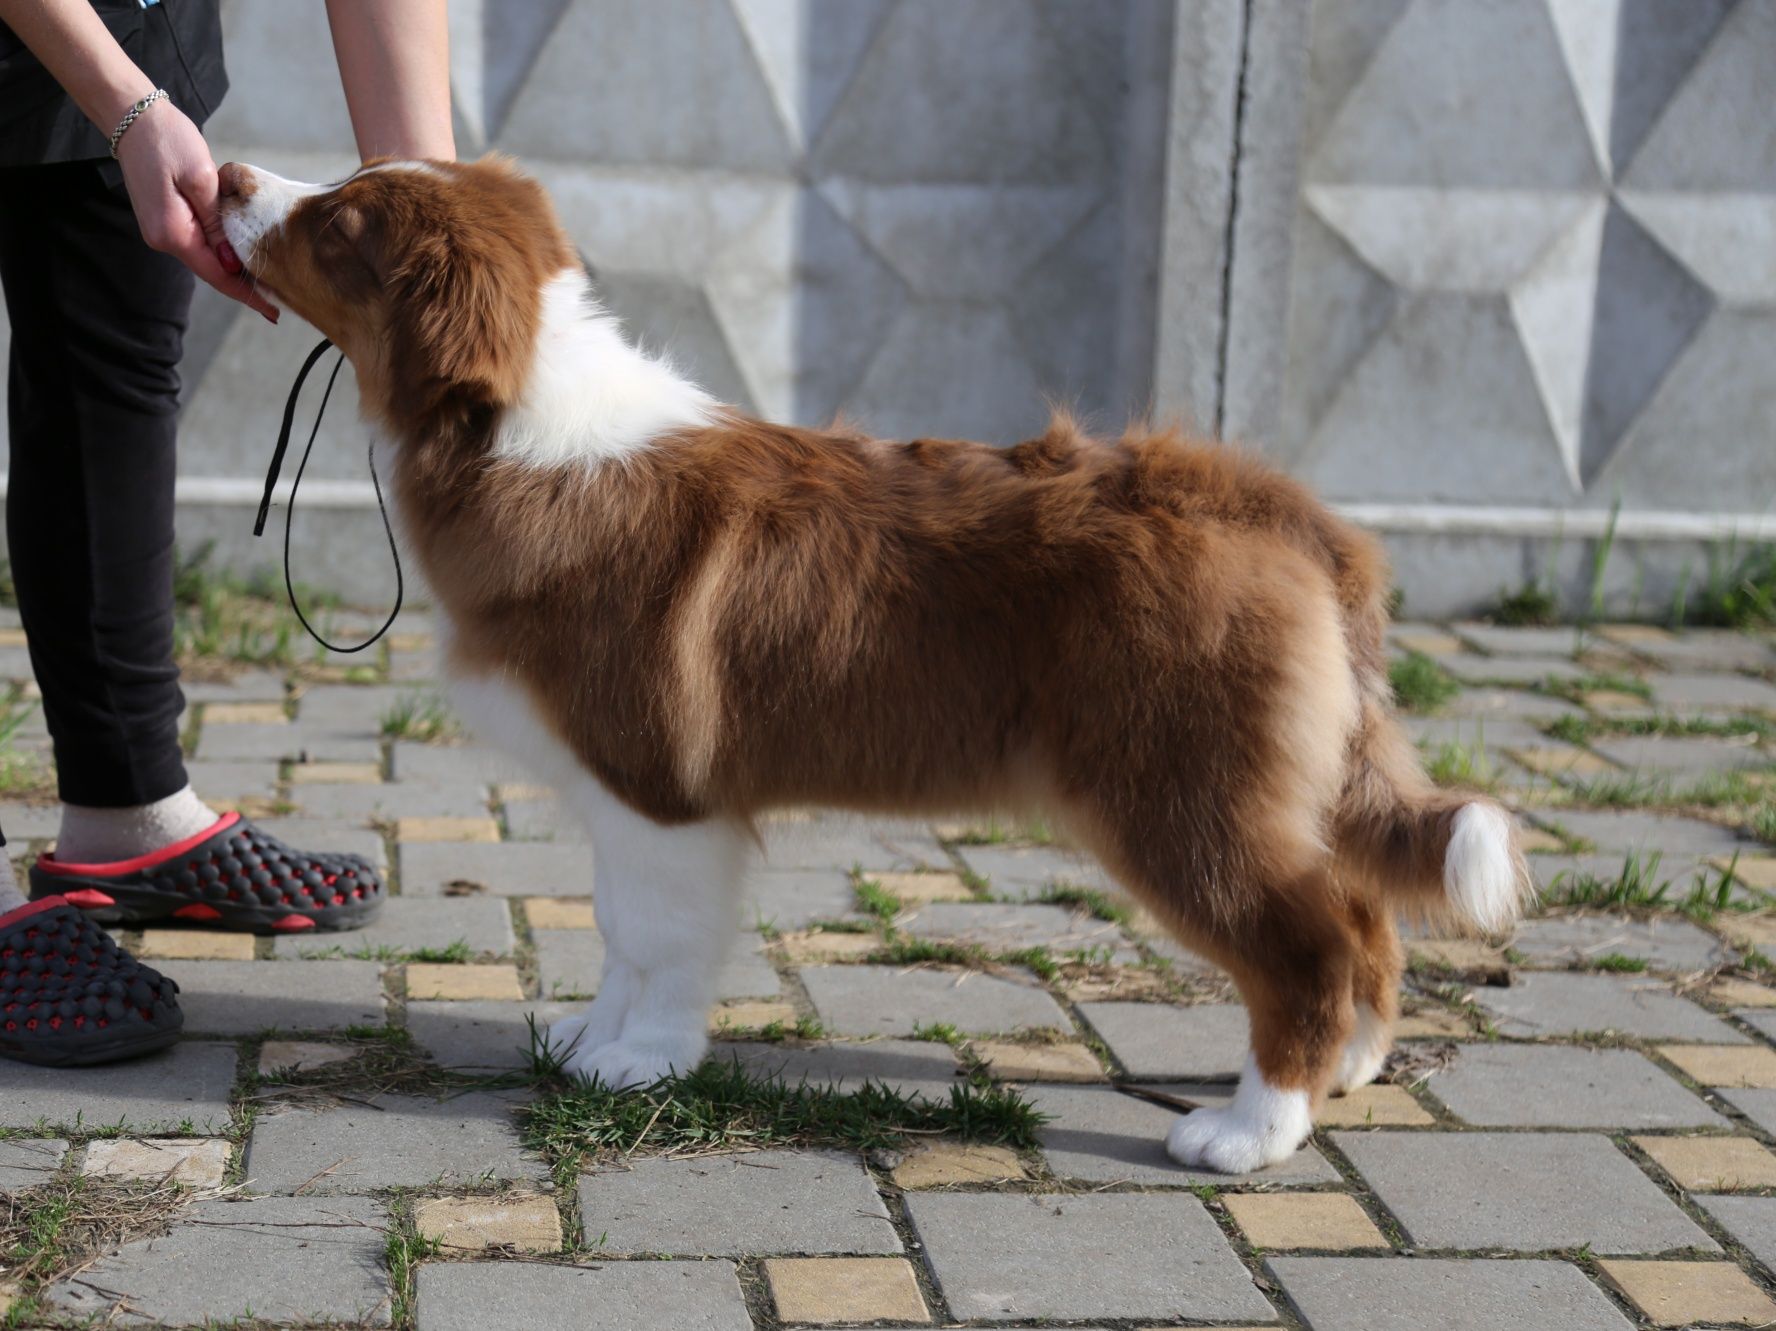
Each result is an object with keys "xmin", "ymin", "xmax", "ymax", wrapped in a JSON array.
[{"xmin": 551, "ymin": 778, "xmax": 747, "ymax": 1089}]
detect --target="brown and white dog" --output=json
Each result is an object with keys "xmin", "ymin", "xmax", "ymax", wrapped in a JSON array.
[{"xmin": 218, "ymin": 156, "xmax": 1529, "ymax": 1173}]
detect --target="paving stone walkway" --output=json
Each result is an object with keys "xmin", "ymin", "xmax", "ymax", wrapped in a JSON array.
[{"xmin": 0, "ymin": 613, "xmax": 1775, "ymax": 1327}]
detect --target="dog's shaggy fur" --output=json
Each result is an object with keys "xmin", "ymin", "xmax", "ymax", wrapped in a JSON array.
[{"xmin": 219, "ymin": 155, "xmax": 1529, "ymax": 1172}]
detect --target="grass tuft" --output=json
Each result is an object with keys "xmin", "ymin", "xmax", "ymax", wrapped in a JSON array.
[
  {"xmin": 1035, "ymin": 883, "xmax": 1134, "ymax": 927},
  {"xmin": 852, "ymin": 875, "xmax": 902, "ymax": 925},
  {"xmin": 379, "ymin": 692, "xmax": 460, "ymax": 744},
  {"xmin": 1545, "ymin": 850, "xmax": 1672, "ymax": 911},
  {"xmin": 1683, "ymin": 540, "xmax": 1776, "ymax": 629},
  {"xmin": 519, "ymin": 1058, "xmax": 1044, "ymax": 1176},
  {"xmin": 1390, "ymin": 651, "xmax": 1460, "ymax": 713},
  {"xmin": 1490, "ymin": 578, "xmax": 1560, "ymax": 627},
  {"xmin": 1588, "ymin": 952, "xmax": 1649, "ymax": 973}
]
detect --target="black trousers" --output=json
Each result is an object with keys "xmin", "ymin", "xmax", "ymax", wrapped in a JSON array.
[{"xmin": 0, "ymin": 159, "xmax": 189, "ymax": 807}]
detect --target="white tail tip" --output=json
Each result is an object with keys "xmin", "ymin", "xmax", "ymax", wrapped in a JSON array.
[{"xmin": 1445, "ymin": 803, "xmax": 1524, "ymax": 933}]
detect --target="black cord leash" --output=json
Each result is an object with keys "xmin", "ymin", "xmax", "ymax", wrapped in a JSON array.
[{"xmin": 254, "ymin": 337, "xmax": 404, "ymax": 653}]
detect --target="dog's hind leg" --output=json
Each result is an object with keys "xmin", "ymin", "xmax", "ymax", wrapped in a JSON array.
[
  {"xmin": 1332, "ymin": 892, "xmax": 1401, "ymax": 1094},
  {"xmin": 552, "ymin": 777, "xmax": 748, "ymax": 1089}
]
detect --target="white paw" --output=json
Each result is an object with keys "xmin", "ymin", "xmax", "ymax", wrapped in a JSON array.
[
  {"xmin": 1331, "ymin": 1003, "xmax": 1391, "ymax": 1094},
  {"xmin": 1165, "ymin": 1107, "xmax": 1301, "ymax": 1174},
  {"xmin": 564, "ymin": 1035, "xmax": 706, "ymax": 1090}
]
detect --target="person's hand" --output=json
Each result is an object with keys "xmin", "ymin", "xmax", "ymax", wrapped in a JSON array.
[{"xmin": 113, "ymin": 97, "xmax": 278, "ymax": 322}]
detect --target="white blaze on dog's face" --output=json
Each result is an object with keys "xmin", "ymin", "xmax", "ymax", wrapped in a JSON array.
[{"xmin": 216, "ymin": 156, "xmax": 573, "ymax": 420}]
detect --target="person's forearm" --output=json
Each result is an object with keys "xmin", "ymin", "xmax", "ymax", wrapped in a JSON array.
[
  {"xmin": 0, "ymin": 0, "xmax": 155, "ymax": 134},
  {"xmin": 325, "ymin": 0, "xmax": 454, "ymax": 162}
]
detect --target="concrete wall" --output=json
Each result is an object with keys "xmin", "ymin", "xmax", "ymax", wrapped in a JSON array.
[{"xmin": 1, "ymin": 0, "xmax": 1770, "ymax": 615}]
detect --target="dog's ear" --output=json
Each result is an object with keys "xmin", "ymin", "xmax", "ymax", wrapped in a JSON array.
[{"xmin": 388, "ymin": 222, "xmax": 534, "ymax": 404}]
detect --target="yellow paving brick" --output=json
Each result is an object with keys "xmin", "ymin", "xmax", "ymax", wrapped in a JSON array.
[
  {"xmin": 413, "ymin": 1194, "xmax": 561, "ymax": 1253},
  {"xmin": 1707, "ymin": 977, "xmax": 1776, "ymax": 1009},
  {"xmin": 259, "ymin": 1040, "xmax": 356, "ymax": 1076},
  {"xmin": 136, "ymin": 929, "xmax": 257, "ymax": 961},
  {"xmin": 870, "ymin": 870, "xmax": 976, "ymax": 903},
  {"xmin": 496, "ymin": 782, "xmax": 552, "ymax": 802},
  {"xmin": 394, "ymin": 816, "xmax": 501, "ymax": 844},
  {"xmin": 972, "ymin": 1040, "xmax": 1103, "ymax": 1083},
  {"xmin": 288, "ymin": 761, "xmax": 382, "ymax": 785},
  {"xmin": 1658, "ymin": 1043, "xmax": 1776, "ymax": 1088},
  {"xmin": 1600, "ymin": 1260, "xmax": 1776, "ymax": 1328},
  {"xmin": 1394, "ymin": 1008, "xmax": 1473, "ymax": 1039},
  {"xmin": 1222, "ymin": 1193, "xmax": 1389, "ymax": 1251},
  {"xmin": 1581, "ymin": 689, "xmax": 1653, "ymax": 713},
  {"xmin": 1516, "ymin": 826, "xmax": 1568, "ymax": 852},
  {"xmin": 1597, "ymin": 624, "xmax": 1675, "ymax": 647},
  {"xmin": 82, "ymin": 1138, "xmax": 230, "ymax": 1187},
  {"xmin": 778, "ymin": 929, "xmax": 881, "ymax": 962},
  {"xmin": 765, "ymin": 1257, "xmax": 930, "ymax": 1325},
  {"xmin": 891, "ymin": 1140, "xmax": 1027, "ymax": 1188},
  {"xmin": 1507, "ymin": 746, "xmax": 1614, "ymax": 777},
  {"xmin": 708, "ymin": 1000, "xmax": 797, "ymax": 1032},
  {"xmin": 387, "ymin": 632, "xmax": 435, "ymax": 653},
  {"xmin": 1714, "ymin": 855, "xmax": 1776, "ymax": 893},
  {"xmin": 524, "ymin": 897, "xmax": 596, "ymax": 930},
  {"xmin": 1719, "ymin": 914, "xmax": 1776, "ymax": 953},
  {"xmin": 406, "ymin": 963, "xmax": 524, "ymax": 1001},
  {"xmin": 1393, "ymin": 631, "xmax": 1465, "ymax": 657},
  {"xmin": 1317, "ymin": 1083, "xmax": 1435, "ymax": 1127},
  {"xmin": 1633, "ymin": 1136, "xmax": 1776, "ymax": 1191},
  {"xmin": 1408, "ymin": 939, "xmax": 1508, "ymax": 979},
  {"xmin": 203, "ymin": 701, "xmax": 290, "ymax": 724},
  {"xmin": 0, "ymin": 628, "xmax": 25, "ymax": 647}
]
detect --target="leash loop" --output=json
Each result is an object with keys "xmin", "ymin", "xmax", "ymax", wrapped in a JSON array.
[{"xmin": 254, "ymin": 337, "xmax": 404, "ymax": 654}]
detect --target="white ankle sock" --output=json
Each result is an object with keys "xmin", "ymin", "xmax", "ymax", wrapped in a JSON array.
[
  {"xmin": 0, "ymin": 851, "xmax": 24, "ymax": 914},
  {"xmin": 57, "ymin": 786, "xmax": 221, "ymax": 864}
]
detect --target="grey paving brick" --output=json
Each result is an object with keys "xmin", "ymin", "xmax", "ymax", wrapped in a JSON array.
[
  {"xmin": 535, "ymin": 928, "xmax": 606, "ymax": 999},
  {"xmin": 709, "ymin": 1038, "xmax": 963, "ymax": 1099},
  {"xmin": 1269, "ymin": 1257, "xmax": 1635, "ymax": 1331},
  {"xmin": 1427, "ymin": 1045, "xmax": 1727, "ymax": 1129},
  {"xmin": 741, "ymin": 868, "xmax": 865, "ymax": 930},
  {"xmin": 1408, "ymin": 716, "xmax": 1552, "ymax": 754},
  {"xmin": 1592, "ymin": 735, "xmax": 1773, "ymax": 780},
  {"xmin": 909, "ymin": 1191, "xmax": 1273, "ymax": 1322},
  {"xmin": 0, "ymin": 1041, "xmax": 235, "ymax": 1130},
  {"xmin": 272, "ymin": 897, "xmax": 515, "ymax": 960},
  {"xmin": 576, "ymin": 1148, "xmax": 897, "ymax": 1255},
  {"xmin": 758, "ymin": 816, "xmax": 949, "ymax": 871},
  {"xmin": 295, "ymin": 684, "xmax": 416, "ymax": 734},
  {"xmin": 1536, "ymin": 808, "xmax": 1754, "ymax": 857},
  {"xmin": 1697, "ymin": 1196, "xmax": 1776, "ymax": 1275},
  {"xmin": 292, "ymin": 780, "xmax": 491, "ymax": 822},
  {"xmin": 0, "ymin": 801, "xmax": 57, "ymax": 839},
  {"xmin": 246, "ymin": 1092, "xmax": 543, "ymax": 1192},
  {"xmin": 46, "ymin": 1195, "xmax": 389, "ymax": 1327},
  {"xmin": 1530, "ymin": 851, "xmax": 1708, "ymax": 896},
  {"xmin": 503, "ymin": 797, "xmax": 587, "ymax": 842},
  {"xmin": 1649, "ymin": 672, "xmax": 1776, "ymax": 712},
  {"xmin": 1718, "ymin": 1088, "xmax": 1776, "ymax": 1136},
  {"xmin": 253, "ymin": 818, "xmax": 389, "ymax": 872},
  {"xmin": 1336, "ymin": 1131, "xmax": 1715, "ymax": 1254},
  {"xmin": 406, "ymin": 999, "xmax": 579, "ymax": 1070},
  {"xmin": 400, "ymin": 841, "xmax": 590, "ymax": 896},
  {"xmin": 1077, "ymin": 1002, "xmax": 1247, "ymax": 1079},
  {"xmin": 800, "ymin": 964, "xmax": 1068, "ymax": 1037},
  {"xmin": 184, "ymin": 761, "xmax": 282, "ymax": 802},
  {"xmin": 1443, "ymin": 656, "xmax": 1588, "ymax": 687},
  {"xmin": 1475, "ymin": 972, "xmax": 1748, "ymax": 1042},
  {"xmin": 1439, "ymin": 687, "xmax": 1585, "ymax": 722},
  {"xmin": 154, "ymin": 959, "xmax": 385, "ymax": 1034},
  {"xmin": 716, "ymin": 935, "xmax": 782, "ymax": 998},
  {"xmin": 181, "ymin": 668, "xmax": 287, "ymax": 703},
  {"xmin": 1510, "ymin": 912, "xmax": 1731, "ymax": 972},
  {"xmin": 415, "ymin": 1259, "xmax": 750, "ymax": 1331},
  {"xmin": 193, "ymin": 720, "xmax": 305, "ymax": 761},
  {"xmin": 949, "ymin": 843, "xmax": 1114, "ymax": 896},
  {"xmin": 0, "ymin": 1138, "xmax": 67, "ymax": 1190},
  {"xmin": 1734, "ymin": 1010, "xmax": 1776, "ymax": 1043},
  {"xmin": 1451, "ymin": 624, "xmax": 1596, "ymax": 658},
  {"xmin": 900, "ymin": 902, "xmax": 1138, "ymax": 960},
  {"xmin": 392, "ymin": 741, "xmax": 518, "ymax": 785},
  {"xmin": 1029, "ymin": 1082, "xmax": 1339, "ymax": 1186}
]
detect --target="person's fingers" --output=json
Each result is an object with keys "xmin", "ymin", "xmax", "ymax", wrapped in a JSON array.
[{"xmin": 164, "ymin": 179, "xmax": 279, "ymax": 322}]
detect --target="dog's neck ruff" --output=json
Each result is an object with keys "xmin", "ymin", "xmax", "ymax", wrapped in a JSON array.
[{"xmin": 490, "ymin": 269, "xmax": 715, "ymax": 470}]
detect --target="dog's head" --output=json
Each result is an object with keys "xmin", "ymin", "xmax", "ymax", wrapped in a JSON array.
[{"xmin": 218, "ymin": 156, "xmax": 572, "ymax": 421}]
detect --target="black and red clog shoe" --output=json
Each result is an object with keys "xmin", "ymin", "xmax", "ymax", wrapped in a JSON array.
[
  {"xmin": 28, "ymin": 812, "xmax": 385, "ymax": 935},
  {"xmin": 0, "ymin": 896, "xmax": 182, "ymax": 1066}
]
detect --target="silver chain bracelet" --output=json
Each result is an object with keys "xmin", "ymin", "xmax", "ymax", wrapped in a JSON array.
[{"xmin": 108, "ymin": 88, "xmax": 169, "ymax": 160}]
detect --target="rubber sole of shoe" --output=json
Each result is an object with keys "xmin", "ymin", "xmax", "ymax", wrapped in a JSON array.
[
  {"xmin": 31, "ymin": 880, "xmax": 385, "ymax": 935},
  {"xmin": 0, "ymin": 1017, "xmax": 184, "ymax": 1067}
]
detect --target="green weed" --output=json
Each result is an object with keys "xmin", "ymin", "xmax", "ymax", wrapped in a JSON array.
[{"xmin": 1390, "ymin": 651, "xmax": 1461, "ymax": 713}]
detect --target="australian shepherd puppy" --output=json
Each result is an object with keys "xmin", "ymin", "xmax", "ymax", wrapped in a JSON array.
[{"xmin": 218, "ymin": 155, "xmax": 1528, "ymax": 1173}]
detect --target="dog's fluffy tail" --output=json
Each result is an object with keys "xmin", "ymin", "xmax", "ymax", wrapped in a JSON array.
[{"xmin": 1334, "ymin": 702, "xmax": 1533, "ymax": 933}]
